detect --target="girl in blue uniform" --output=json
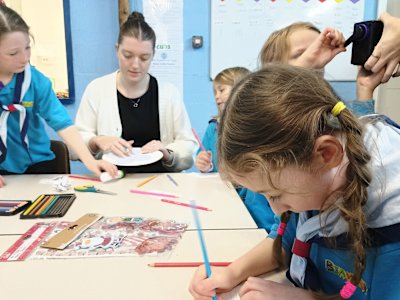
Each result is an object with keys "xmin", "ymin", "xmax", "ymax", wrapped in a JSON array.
[
  {"xmin": 0, "ymin": 5, "xmax": 116, "ymax": 187},
  {"xmin": 189, "ymin": 64, "xmax": 400, "ymax": 299},
  {"xmin": 195, "ymin": 67, "xmax": 250, "ymax": 173},
  {"xmin": 194, "ymin": 67, "xmax": 276, "ymax": 232}
]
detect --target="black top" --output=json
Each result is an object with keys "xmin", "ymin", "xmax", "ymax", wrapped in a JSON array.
[{"xmin": 117, "ymin": 75, "xmax": 166, "ymax": 173}]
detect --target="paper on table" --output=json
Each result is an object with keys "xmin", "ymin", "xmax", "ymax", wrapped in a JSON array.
[{"xmin": 103, "ymin": 147, "xmax": 163, "ymax": 166}]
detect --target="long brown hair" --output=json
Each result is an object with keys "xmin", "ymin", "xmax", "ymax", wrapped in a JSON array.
[
  {"xmin": 218, "ymin": 64, "xmax": 371, "ymax": 299},
  {"xmin": 259, "ymin": 22, "xmax": 320, "ymax": 67}
]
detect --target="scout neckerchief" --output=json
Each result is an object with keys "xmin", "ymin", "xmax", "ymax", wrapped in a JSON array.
[
  {"xmin": 0, "ymin": 64, "xmax": 31, "ymax": 163},
  {"xmin": 288, "ymin": 116, "xmax": 400, "ymax": 294}
]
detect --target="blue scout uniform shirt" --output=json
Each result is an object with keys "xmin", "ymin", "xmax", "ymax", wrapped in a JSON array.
[
  {"xmin": 198, "ymin": 118, "xmax": 276, "ymax": 231},
  {"xmin": 196, "ymin": 119, "xmax": 218, "ymax": 173},
  {"xmin": 0, "ymin": 65, "xmax": 73, "ymax": 173},
  {"xmin": 268, "ymin": 117, "xmax": 400, "ymax": 299}
]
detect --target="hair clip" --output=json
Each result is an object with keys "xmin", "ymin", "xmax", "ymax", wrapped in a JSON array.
[
  {"xmin": 331, "ymin": 101, "xmax": 346, "ymax": 117},
  {"xmin": 340, "ymin": 281, "xmax": 357, "ymax": 299},
  {"xmin": 277, "ymin": 222, "xmax": 287, "ymax": 236}
]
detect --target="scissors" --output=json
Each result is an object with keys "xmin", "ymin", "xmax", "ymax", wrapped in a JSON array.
[{"xmin": 74, "ymin": 185, "xmax": 117, "ymax": 195}]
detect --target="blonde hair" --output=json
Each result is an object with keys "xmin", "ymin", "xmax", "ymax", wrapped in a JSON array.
[
  {"xmin": 259, "ymin": 22, "xmax": 320, "ymax": 67},
  {"xmin": 214, "ymin": 67, "xmax": 250, "ymax": 87},
  {"xmin": 219, "ymin": 64, "xmax": 371, "ymax": 299}
]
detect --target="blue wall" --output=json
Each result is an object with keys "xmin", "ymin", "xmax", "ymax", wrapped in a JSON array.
[{"xmin": 62, "ymin": 0, "xmax": 377, "ymax": 174}]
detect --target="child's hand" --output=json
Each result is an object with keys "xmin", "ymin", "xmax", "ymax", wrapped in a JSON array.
[
  {"xmin": 295, "ymin": 28, "xmax": 346, "ymax": 70},
  {"xmin": 0, "ymin": 175, "xmax": 5, "ymax": 188},
  {"xmin": 86, "ymin": 159, "xmax": 118, "ymax": 177},
  {"xmin": 239, "ymin": 277, "xmax": 314, "ymax": 300},
  {"xmin": 189, "ymin": 265, "xmax": 238, "ymax": 299},
  {"xmin": 356, "ymin": 67, "xmax": 385, "ymax": 101},
  {"xmin": 195, "ymin": 151, "xmax": 213, "ymax": 173}
]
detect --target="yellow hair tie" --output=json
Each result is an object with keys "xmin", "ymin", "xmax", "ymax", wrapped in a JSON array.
[{"xmin": 331, "ymin": 101, "xmax": 346, "ymax": 117}]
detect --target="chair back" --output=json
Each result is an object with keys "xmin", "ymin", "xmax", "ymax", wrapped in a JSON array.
[{"xmin": 50, "ymin": 140, "xmax": 71, "ymax": 174}]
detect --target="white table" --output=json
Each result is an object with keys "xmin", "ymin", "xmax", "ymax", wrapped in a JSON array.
[
  {"xmin": 0, "ymin": 229, "xmax": 288, "ymax": 300},
  {"xmin": 0, "ymin": 173, "xmax": 257, "ymax": 235}
]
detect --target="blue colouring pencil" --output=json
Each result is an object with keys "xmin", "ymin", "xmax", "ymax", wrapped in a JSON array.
[
  {"xmin": 191, "ymin": 200, "xmax": 217, "ymax": 300},
  {"xmin": 166, "ymin": 174, "xmax": 178, "ymax": 186}
]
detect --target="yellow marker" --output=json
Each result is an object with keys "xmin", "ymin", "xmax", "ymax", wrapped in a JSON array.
[
  {"xmin": 23, "ymin": 194, "xmax": 45, "ymax": 215},
  {"xmin": 137, "ymin": 175, "xmax": 158, "ymax": 187}
]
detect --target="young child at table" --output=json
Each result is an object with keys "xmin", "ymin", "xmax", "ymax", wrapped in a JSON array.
[
  {"xmin": 259, "ymin": 22, "xmax": 385, "ymax": 116},
  {"xmin": 195, "ymin": 67, "xmax": 250, "ymax": 173},
  {"xmin": 189, "ymin": 64, "xmax": 400, "ymax": 299},
  {"xmin": 195, "ymin": 67, "xmax": 276, "ymax": 232},
  {"xmin": 0, "ymin": 5, "xmax": 117, "ymax": 187}
]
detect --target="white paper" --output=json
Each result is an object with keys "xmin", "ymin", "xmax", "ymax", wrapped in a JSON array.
[{"xmin": 102, "ymin": 148, "xmax": 163, "ymax": 166}]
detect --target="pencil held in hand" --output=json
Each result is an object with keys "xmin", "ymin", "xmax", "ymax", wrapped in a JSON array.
[
  {"xmin": 192, "ymin": 128, "xmax": 206, "ymax": 152},
  {"xmin": 148, "ymin": 262, "xmax": 230, "ymax": 267}
]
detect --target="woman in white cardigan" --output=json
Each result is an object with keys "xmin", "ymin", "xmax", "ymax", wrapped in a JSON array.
[{"xmin": 75, "ymin": 11, "xmax": 197, "ymax": 172}]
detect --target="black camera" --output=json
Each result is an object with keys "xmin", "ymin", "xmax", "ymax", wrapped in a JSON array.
[{"xmin": 345, "ymin": 20, "xmax": 383, "ymax": 65}]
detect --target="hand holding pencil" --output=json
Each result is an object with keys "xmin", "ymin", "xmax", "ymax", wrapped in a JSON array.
[{"xmin": 195, "ymin": 151, "xmax": 213, "ymax": 173}]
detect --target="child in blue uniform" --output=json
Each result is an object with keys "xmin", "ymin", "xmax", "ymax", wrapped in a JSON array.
[
  {"xmin": 195, "ymin": 67, "xmax": 250, "ymax": 173},
  {"xmin": 0, "ymin": 5, "xmax": 117, "ymax": 187},
  {"xmin": 189, "ymin": 64, "xmax": 400, "ymax": 299},
  {"xmin": 195, "ymin": 67, "xmax": 275, "ymax": 232}
]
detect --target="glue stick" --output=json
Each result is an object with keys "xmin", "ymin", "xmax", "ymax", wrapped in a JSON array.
[{"xmin": 100, "ymin": 170, "xmax": 125, "ymax": 183}]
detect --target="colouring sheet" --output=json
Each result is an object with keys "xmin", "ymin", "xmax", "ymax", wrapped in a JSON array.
[{"xmin": 4, "ymin": 217, "xmax": 188, "ymax": 260}]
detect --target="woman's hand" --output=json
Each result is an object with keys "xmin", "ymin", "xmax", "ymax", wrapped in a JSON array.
[
  {"xmin": 195, "ymin": 151, "xmax": 213, "ymax": 173},
  {"xmin": 189, "ymin": 265, "xmax": 239, "ymax": 300},
  {"xmin": 294, "ymin": 28, "xmax": 346, "ymax": 70},
  {"xmin": 0, "ymin": 175, "xmax": 5, "ymax": 188},
  {"xmin": 239, "ymin": 277, "xmax": 313, "ymax": 300},
  {"xmin": 90, "ymin": 136, "xmax": 133, "ymax": 157},
  {"xmin": 141, "ymin": 140, "xmax": 171, "ymax": 161},
  {"xmin": 364, "ymin": 12, "xmax": 400, "ymax": 82}
]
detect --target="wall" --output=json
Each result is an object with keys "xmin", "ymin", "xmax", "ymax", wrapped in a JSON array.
[{"xmin": 64, "ymin": 0, "xmax": 377, "ymax": 174}]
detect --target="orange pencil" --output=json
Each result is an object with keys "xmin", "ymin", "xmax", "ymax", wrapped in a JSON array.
[{"xmin": 35, "ymin": 195, "xmax": 55, "ymax": 215}]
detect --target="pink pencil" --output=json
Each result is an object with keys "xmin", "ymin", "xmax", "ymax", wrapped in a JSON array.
[
  {"xmin": 130, "ymin": 189, "xmax": 179, "ymax": 198},
  {"xmin": 69, "ymin": 175, "xmax": 101, "ymax": 182},
  {"xmin": 161, "ymin": 199, "xmax": 212, "ymax": 211},
  {"xmin": 192, "ymin": 128, "xmax": 206, "ymax": 152}
]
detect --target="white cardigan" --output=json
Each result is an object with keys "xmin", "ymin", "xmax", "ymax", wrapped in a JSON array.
[{"xmin": 74, "ymin": 71, "xmax": 197, "ymax": 172}]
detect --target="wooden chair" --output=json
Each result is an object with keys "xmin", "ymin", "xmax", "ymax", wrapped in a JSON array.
[{"xmin": 50, "ymin": 140, "xmax": 71, "ymax": 174}]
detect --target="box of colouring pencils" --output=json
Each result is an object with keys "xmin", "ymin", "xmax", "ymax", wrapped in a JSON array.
[
  {"xmin": 20, "ymin": 194, "xmax": 76, "ymax": 219},
  {"xmin": 0, "ymin": 200, "xmax": 31, "ymax": 216}
]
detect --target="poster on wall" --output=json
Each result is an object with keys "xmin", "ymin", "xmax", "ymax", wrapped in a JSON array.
[
  {"xmin": 143, "ymin": 0, "xmax": 183, "ymax": 92},
  {"xmin": 211, "ymin": 0, "xmax": 366, "ymax": 81}
]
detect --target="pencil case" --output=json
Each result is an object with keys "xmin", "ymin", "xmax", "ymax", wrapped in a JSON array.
[
  {"xmin": 20, "ymin": 194, "xmax": 76, "ymax": 219},
  {"xmin": 0, "ymin": 200, "xmax": 31, "ymax": 216}
]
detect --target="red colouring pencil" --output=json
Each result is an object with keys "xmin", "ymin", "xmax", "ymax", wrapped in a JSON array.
[
  {"xmin": 192, "ymin": 128, "xmax": 206, "ymax": 152},
  {"xmin": 160, "ymin": 199, "xmax": 212, "ymax": 211},
  {"xmin": 69, "ymin": 175, "xmax": 101, "ymax": 182},
  {"xmin": 148, "ymin": 262, "xmax": 230, "ymax": 267}
]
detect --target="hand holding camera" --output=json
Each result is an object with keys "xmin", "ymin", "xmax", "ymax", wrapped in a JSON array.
[{"xmin": 345, "ymin": 20, "xmax": 383, "ymax": 66}]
